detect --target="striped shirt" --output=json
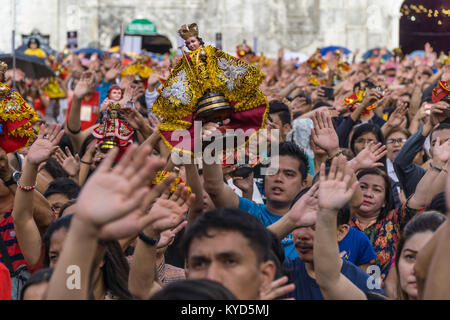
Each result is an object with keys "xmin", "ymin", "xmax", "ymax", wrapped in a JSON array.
[{"xmin": 0, "ymin": 211, "xmax": 27, "ymax": 272}]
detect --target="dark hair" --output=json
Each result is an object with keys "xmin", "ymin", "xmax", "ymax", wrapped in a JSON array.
[
  {"xmin": 350, "ymin": 123, "xmax": 386, "ymax": 157},
  {"xmin": 28, "ymin": 38, "xmax": 41, "ymax": 48},
  {"xmin": 426, "ymin": 192, "xmax": 447, "ymax": 215},
  {"xmin": 43, "ymin": 178, "xmax": 80, "ymax": 199},
  {"xmin": 356, "ymin": 168, "xmax": 395, "ymax": 220},
  {"xmin": 20, "ymin": 268, "xmax": 54, "ymax": 300},
  {"xmin": 430, "ymin": 123, "xmax": 450, "ymax": 143},
  {"xmin": 150, "ymin": 279, "xmax": 237, "ymax": 300},
  {"xmin": 269, "ymin": 100, "xmax": 291, "ymax": 126},
  {"xmin": 395, "ymin": 211, "xmax": 447, "ymax": 300},
  {"xmin": 58, "ymin": 199, "xmax": 77, "ymax": 218},
  {"xmin": 58, "ymin": 133, "xmax": 75, "ymax": 157},
  {"xmin": 275, "ymin": 141, "xmax": 309, "ymax": 181},
  {"xmin": 94, "ymin": 240, "xmax": 133, "ymax": 300},
  {"xmin": 385, "ymin": 126, "xmax": 411, "ymax": 140},
  {"xmin": 78, "ymin": 134, "xmax": 96, "ymax": 160},
  {"xmin": 337, "ymin": 204, "xmax": 351, "ymax": 226},
  {"xmin": 353, "ymin": 79, "xmax": 376, "ymax": 93},
  {"xmin": 42, "ymin": 214, "xmax": 133, "ymax": 300},
  {"xmin": 181, "ymin": 208, "xmax": 272, "ymax": 264},
  {"xmin": 44, "ymin": 158, "xmax": 68, "ymax": 179},
  {"xmin": 43, "ymin": 214, "xmax": 74, "ymax": 267}
]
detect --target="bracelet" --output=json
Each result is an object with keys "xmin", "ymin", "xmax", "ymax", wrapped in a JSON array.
[
  {"xmin": 138, "ymin": 232, "xmax": 160, "ymax": 246},
  {"xmin": 328, "ymin": 149, "xmax": 343, "ymax": 160},
  {"xmin": 429, "ymin": 162, "xmax": 442, "ymax": 172},
  {"xmin": 17, "ymin": 181, "xmax": 36, "ymax": 192},
  {"xmin": 66, "ymin": 125, "xmax": 82, "ymax": 135},
  {"xmin": 80, "ymin": 160, "xmax": 93, "ymax": 165}
]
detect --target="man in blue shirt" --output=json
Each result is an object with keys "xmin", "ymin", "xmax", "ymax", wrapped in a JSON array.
[
  {"xmin": 269, "ymin": 156, "xmax": 386, "ymax": 299},
  {"xmin": 203, "ymin": 141, "xmax": 309, "ymax": 259}
]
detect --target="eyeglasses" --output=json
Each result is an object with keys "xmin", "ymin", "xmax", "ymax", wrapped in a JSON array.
[
  {"xmin": 355, "ymin": 138, "xmax": 378, "ymax": 145},
  {"xmin": 386, "ymin": 138, "xmax": 407, "ymax": 145}
]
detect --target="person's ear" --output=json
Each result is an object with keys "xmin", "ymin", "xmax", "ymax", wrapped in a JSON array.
[
  {"xmin": 337, "ymin": 224, "xmax": 349, "ymax": 242},
  {"xmin": 258, "ymin": 260, "xmax": 276, "ymax": 297}
]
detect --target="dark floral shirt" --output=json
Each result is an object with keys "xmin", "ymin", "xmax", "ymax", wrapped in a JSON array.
[{"xmin": 349, "ymin": 199, "xmax": 421, "ymax": 280}]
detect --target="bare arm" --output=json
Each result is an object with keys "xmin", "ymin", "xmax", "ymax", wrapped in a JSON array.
[
  {"xmin": 184, "ymin": 163, "xmax": 205, "ymax": 225},
  {"xmin": 12, "ymin": 124, "xmax": 63, "ymax": 267},
  {"xmin": 314, "ymin": 156, "xmax": 366, "ymax": 300}
]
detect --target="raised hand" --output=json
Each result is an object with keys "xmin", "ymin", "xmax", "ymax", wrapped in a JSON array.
[
  {"xmin": 351, "ymin": 141, "xmax": 387, "ymax": 170},
  {"xmin": 149, "ymin": 114, "xmax": 162, "ymax": 129},
  {"xmin": 286, "ymin": 183, "xmax": 319, "ymax": 228},
  {"xmin": 54, "ymin": 146, "xmax": 80, "ymax": 178},
  {"xmin": 386, "ymin": 103, "xmax": 408, "ymax": 127},
  {"xmin": 27, "ymin": 124, "xmax": 64, "ymax": 166},
  {"xmin": 74, "ymin": 144, "xmax": 167, "ymax": 237},
  {"xmin": 73, "ymin": 71, "xmax": 96, "ymax": 100},
  {"xmin": 430, "ymin": 101, "xmax": 450, "ymax": 126},
  {"xmin": 260, "ymin": 276, "xmax": 295, "ymax": 300},
  {"xmin": 311, "ymin": 111, "xmax": 339, "ymax": 155},
  {"xmin": 318, "ymin": 156, "xmax": 359, "ymax": 211},
  {"xmin": 148, "ymin": 183, "xmax": 194, "ymax": 234},
  {"xmin": 432, "ymin": 137, "xmax": 450, "ymax": 166},
  {"xmin": 157, "ymin": 220, "xmax": 188, "ymax": 249}
]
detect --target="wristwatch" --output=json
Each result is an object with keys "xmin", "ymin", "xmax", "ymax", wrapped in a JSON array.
[
  {"xmin": 138, "ymin": 232, "xmax": 160, "ymax": 246},
  {"xmin": 3, "ymin": 171, "xmax": 21, "ymax": 187}
]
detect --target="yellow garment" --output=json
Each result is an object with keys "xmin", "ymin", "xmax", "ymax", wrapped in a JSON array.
[
  {"xmin": 44, "ymin": 78, "xmax": 66, "ymax": 99},
  {"xmin": 153, "ymin": 45, "xmax": 267, "ymax": 133},
  {"xmin": 121, "ymin": 64, "xmax": 152, "ymax": 79},
  {"xmin": 24, "ymin": 48, "xmax": 46, "ymax": 59}
]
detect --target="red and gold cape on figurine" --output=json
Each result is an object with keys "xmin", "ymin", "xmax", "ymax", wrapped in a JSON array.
[
  {"xmin": 0, "ymin": 62, "xmax": 40, "ymax": 153},
  {"xmin": 152, "ymin": 23, "xmax": 269, "ymax": 156},
  {"xmin": 432, "ymin": 81, "xmax": 450, "ymax": 103},
  {"xmin": 92, "ymin": 102, "xmax": 134, "ymax": 158}
]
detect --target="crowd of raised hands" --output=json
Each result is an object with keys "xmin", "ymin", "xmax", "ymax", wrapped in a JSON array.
[{"xmin": 1, "ymin": 40, "xmax": 450, "ymax": 302}]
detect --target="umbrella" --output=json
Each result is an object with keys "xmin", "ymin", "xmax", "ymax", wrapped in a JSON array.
[
  {"xmin": 0, "ymin": 52, "xmax": 55, "ymax": 79},
  {"xmin": 409, "ymin": 50, "xmax": 425, "ymax": 58},
  {"xmin": 320, "ymin": 46, "xmax": 351, "ymax": 56},
  {"xmin": 75, "ymin": 48, "xmax": 104, "ymax": 58},
  {"xmin": 362, "ymin": 48, "xmax": 393, "ymax": 61}
]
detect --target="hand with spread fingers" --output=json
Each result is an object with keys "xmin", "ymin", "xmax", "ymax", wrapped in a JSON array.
[
  {"xmin": 311, "ymin": 111, "xmax": 340, "ymax": 157},
  {"xmin": 350, "ymin": 141, "xmax": 387, "ymax": 171},
  {"xmin": 27, "ymin": 124, "xmax": 65, "ymax": 166},
  {"xmin": 54, "ymin": 146, "xmax": 80, "ymax": 178}
]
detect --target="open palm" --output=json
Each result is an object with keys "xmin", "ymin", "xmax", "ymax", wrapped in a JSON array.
[{"xmin": 27, "ymin": 124, "xmax": 64, "ymax": 166}]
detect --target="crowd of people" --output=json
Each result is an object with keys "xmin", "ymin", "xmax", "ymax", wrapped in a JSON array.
[{"xmin": 0, "ymin": 22, "xmax": 450, "ymax": 302}]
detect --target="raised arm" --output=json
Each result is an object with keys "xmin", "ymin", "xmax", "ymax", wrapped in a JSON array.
[
  {"xmin": 12, "ymin": 124, "xmax": 63, "ymax": 267},
  {"xmin": 201, "ymin": 122, "xmax": 239, "ymax": 208},
  {"xmin": 44, "ymin": 144, "xmax": 167, "ymax": 299},
  {"xmin": 314, "ymin": 156, "xmax": 365, "ymax": 300}
]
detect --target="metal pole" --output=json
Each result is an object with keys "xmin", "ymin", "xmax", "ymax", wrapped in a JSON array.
[{"xmin": 120, "ymin": 22, "xmax": 125, "ymax": 62}]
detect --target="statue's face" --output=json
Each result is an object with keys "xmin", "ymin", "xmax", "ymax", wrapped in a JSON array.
[
  {"xmin": 186, "ymin": 37, "xmax": 201, "ymax": 51},
  {"xmin": 109, "ymin": 89, "xmax": 122, "ymax": 101},
  {"xmin": 110, "ymin": 110, "xmax": 119, "ymax": 119}
]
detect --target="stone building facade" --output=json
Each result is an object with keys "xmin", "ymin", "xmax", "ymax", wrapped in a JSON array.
[{"xmin": 0, "ymin": 0, "xmax": 404, "ymax": 57}]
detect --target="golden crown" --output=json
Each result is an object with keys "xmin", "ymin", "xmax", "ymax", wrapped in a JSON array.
[
  {"xmin": 108, "ymin": 102, "xmax": 121, "ymax": 111},
  {"xmin": 178, "ymin": 23, "xmax": 199, "ymax": 41}
]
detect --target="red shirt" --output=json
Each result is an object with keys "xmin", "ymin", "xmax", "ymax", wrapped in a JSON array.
[
  {"xmin": 0, "ymin": 211, "xmax": 27, "ymax": 272},
  {"xmin": 66, "ymin": 91, "xmax": 100, "ymax": 130},
  {"xmin": 0, "ymin": 262, "xmax": 11, "ymax": 300}
]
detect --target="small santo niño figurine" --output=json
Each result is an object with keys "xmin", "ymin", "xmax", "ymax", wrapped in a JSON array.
[
  {"xmin": 100, "ymin": 85, "xmax": 124, "ymax": 112},
  {"xmin": 152, "ymin": 23, "xmax": 269, "ymax": 155},
  {"xmin": 0, "ymin": 62, "xmax": 39, "ymax": 153},
  {"xmin": 92, "ymin": 102, "xmax": 134, "ymax": 157}
]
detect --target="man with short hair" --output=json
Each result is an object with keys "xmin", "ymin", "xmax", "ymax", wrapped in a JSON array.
[
  {"xmin": 202, "ymin": 140, "xmax": 309, "ymax": 259},
  {"xmin": 181, "ymin": 208, "xmax": 276, "ymax": 300},
  {"xmin": 268, "ymin": 100, "xmax": 292, "ymax": 143},
  {"xmin": 43, "ymin": 178, "xmax": 80, "ymax": 217}
]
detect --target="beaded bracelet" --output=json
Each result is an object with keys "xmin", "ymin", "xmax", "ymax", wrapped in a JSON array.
[{"xmin": 17, "ymin": 181, "xmax": 36, "ymax": 192}]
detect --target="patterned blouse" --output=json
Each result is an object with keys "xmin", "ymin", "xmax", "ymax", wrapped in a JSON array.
[{"xmin": 349, "ymin": 200, "xmax": 420, "ymax": 280}]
